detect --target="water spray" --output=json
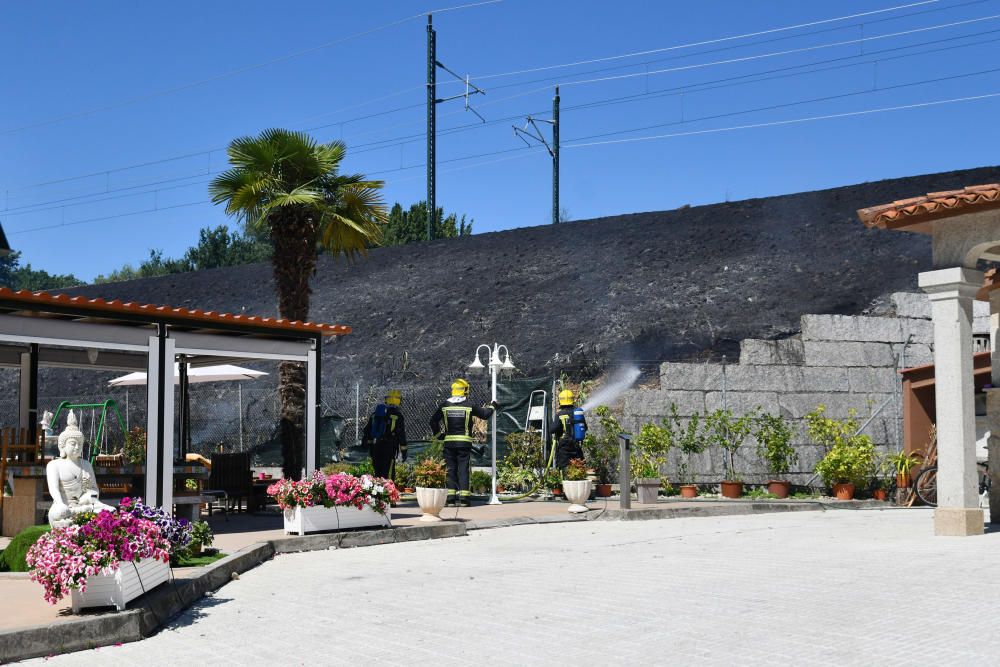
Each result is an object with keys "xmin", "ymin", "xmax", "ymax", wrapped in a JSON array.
[{"xmin": 581, "ymin": 365, "xmax": 641, "ymax": 411}]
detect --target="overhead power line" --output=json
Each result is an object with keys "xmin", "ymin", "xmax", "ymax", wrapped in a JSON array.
[
  {"xmin": 9, "ymin": 86, "xmax": 1000, "ymax": 237},
  {"xmin": 558, "ymin": 12, "xmax": 1000, "ymax": 88},
  {"xmin": 6, "ymin": 27, "xmax": 999, "ymax": 220},
  {"xmin": 469, "ymin": 0, "xmax": 941, "ymax": 81},
  {"xmin": 1, "ymin": 0, "xmax": 963, "ymax": 195},
  {"xmin": 564, "ymin": 90, "xmax": 1000, "ymax": 148},
  {"xmin": 0, "ymin": 0, "xmax": 503, "ymax": 137}
]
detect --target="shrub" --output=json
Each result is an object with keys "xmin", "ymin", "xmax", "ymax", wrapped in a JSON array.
[
  {"xmin": 633, "ymin": 420, "xmax": 673, "ymax": 479},
  {"xmin": 805, "ymin": 405, "xmax": 869, "ymax": 451},
  {"xmin": 497, "ymin": 465, "xmax": 536, "ymax": 491},
  {"xmin": 565, "ymin": 459, "xmax": 588, "ymax": 481},
  {"xmin": 583, "ymin": 407, "xmax": 621, "ymax": 484},
  {"xmin": 675, "ymin": 408, "xmax": 705, "ymax": 484},
  {"xmin": 815, "ymin": 440, "xmax": 876, "ymax": 488},
  {"xmin": 322, "ymin": 462, "xmax": 354, "ymax": 475},
  {"xmin": 470, "ymin": 469, "xmax": 492, "ymax": 493},
  {"xmin": 504, "ymin": 431, "xmax": 543, "ymax": 469},
  {"xmin": 393, "ymin": 461, "xmax": 416, "ymax": 489},
  {"xmin": 704, "ymin": 407, "xmax": 758, "ymax": 482},
  {"xmin": 755, "ymin": 413, "xmax": 798, "ymax": 478},
  {"xmin": 414, "ymin": 459, "xmax": 447, "ymax": 488},
  {"xmin": 660, "ymin": 480, "xmax": 679, "ymax": 496},
  {"xmin": 349, "ymin": 459, "xmax": 375, "ymax": 477},
  {"xmin": 122, "ymin": 426, "xmax": 146, "ymax": 464},
  {"xmin": 0, "ymin": 525, "xmax": 50, "ymax": 572}
]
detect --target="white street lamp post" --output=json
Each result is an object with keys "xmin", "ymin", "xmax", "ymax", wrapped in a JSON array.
[{"xmin": 469, "ymin": 343, "xmax": 515, "ymax": 505}]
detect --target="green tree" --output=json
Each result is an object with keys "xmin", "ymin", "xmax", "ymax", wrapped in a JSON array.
[
  {"xmin": 209, "ymin": 129, "xmax": 386, "ymax": 479},
  {"xmin": 382, "ymin": 201, "xmax": 472, "ymax": 246},
  {"xmin": 0, "ymin": 251, "xmax": 84, "ymax": 290}
]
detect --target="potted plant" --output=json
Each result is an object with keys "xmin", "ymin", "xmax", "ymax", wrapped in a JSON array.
[
  {"xmin": 268, "ymin": 471, "xmax": 398, "ymax": 534},
  {"xmin": 633, "ymin": 418, "xmax": 674, "ymax": 504},
  {"xmin": 26, "ymin": 499, "xmax": 181, "ymax": 611},
  {"xmin": 414, "ymin": 458, "xmax": 448, "ymax": 522},
  {"xmin": 674, "ymin": 408, "xmax": 704, "ymax": 498},
  {"xmin": 562, "ymin": 458, "xmax": 592, "ymax": 513},
  {"xmin": 886, "ymin": 449, "xmax": 923, "ymax": 488},
  {"xmin": 806, "ymin": 405, "xmax": 877, "ymax": 500},
  {"xmin": 754, "ymin": 413, "xmax": 798, "ymax": 499},
  {"xmin": 544, "ymin": 468, "xmax": 564, "ymax": 497},
  {"xmin": 393, "ymin": 461, "xmax": 416, "ymax": 494},
  {"xmin": 705, "ymin": 407, "xmax": 758, "ymax": 499},
  {"xmin": 583, "ymin": 409, "xmax": 619, "ymax": 497}
]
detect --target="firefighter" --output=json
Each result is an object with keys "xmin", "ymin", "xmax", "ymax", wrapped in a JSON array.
[
  {"xmin": 362, "ymin": 389, "xmax": 408, "ymax": 479},
  {"xmin": 550, "ymin": 389, "xmax": 587, "ymax": 470},
  {"xmin": 430, "ymin": 379, "xmax": 497, "ymax": 506}
]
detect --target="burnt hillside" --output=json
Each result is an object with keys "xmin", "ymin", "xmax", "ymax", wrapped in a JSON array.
[{"xmin": 62, "ymin": 165, "xmax": 1000, "ymax": 384}]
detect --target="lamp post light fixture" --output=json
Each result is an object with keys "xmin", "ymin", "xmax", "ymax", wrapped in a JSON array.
[{"xmin": 469, "ymin": 343, "xmax": 515, "ymax": 505}]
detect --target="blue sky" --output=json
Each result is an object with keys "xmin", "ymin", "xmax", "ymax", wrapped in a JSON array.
[{"xmin": 1, "ymin": 0, "xmax": 998, "ymax": 281}]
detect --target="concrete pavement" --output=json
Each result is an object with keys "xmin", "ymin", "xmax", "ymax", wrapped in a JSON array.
[{"xmin": 21, "ymin": 508, "xmax": 1000, "ymax": 665}]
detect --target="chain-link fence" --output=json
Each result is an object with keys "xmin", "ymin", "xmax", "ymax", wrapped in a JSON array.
[{"xmin": 0, "ymin": 377, "xmax": 551, "ymax": 466}]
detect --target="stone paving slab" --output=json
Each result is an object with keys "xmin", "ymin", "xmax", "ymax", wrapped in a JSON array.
[
  {"xmin": 21, "ymin": 509, "xmax": 1000, "ymax": 666},
  {"xmin": 0, "ymin": 497, "xmax": 890, "ymax": 661}
]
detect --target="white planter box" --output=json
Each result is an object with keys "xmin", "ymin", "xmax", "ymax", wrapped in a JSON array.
[
  {"xmin": 283, "ymin": 504, "xmax": 390, "ymax": 535},
  {"xmin": 71, "ymin": 557, "xmax": 169, "ymax": 613}
]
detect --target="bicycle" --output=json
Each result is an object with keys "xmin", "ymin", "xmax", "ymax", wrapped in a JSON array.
[{"xmin": 913, "ymin": 459, "xmax": 990, "ymax": 508}]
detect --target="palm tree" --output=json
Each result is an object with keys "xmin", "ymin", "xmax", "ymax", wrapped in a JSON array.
[{"xmin": 210, "ymin": 129, "xmax": 387, "ymax": 479}]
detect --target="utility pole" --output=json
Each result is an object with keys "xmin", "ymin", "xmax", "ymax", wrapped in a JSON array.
[
  {"xmin": 552, "ymin": 86, "xmax": 560, "ymax": 225},
  {"xmin": 513, "ymin": 86, "xmax": 560, "ymax": 225},
  {"xmin": 425, "ymin": 13, "xmax": 486, "ymax": 241},
  {"xmin": 426, "ymin": 15, "xmax": 436, "ymax": 243}
]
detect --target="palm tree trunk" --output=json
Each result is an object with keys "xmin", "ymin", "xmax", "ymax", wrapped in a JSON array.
[{"xmin": 270, "ymin": 206, "xmax": 319, "ymax": 480}]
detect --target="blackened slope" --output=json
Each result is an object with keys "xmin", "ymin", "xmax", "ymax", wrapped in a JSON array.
[{"xmin": 69, "ymin": 165, "xmax": 1000, "ymax": 382}]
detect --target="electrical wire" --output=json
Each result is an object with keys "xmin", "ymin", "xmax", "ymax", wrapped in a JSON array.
[
  {"xmin": 469, "ymin": 0, "xmax": 942, "ymax": 81},
  {"xmin": 557, "ymin": 12, "xmax": 1000, "ymax": 88},
  {"xmin": 563, "ymin": 90, "xmax": 1000, "ymax": 148},
  {"xmin": 0, "ymin": 0, "xmax": 973, "ymax": 195},
  {"xmin": 10, "ymin": 72, "xmax": 1000, "ymax": 234},
  {"xmin": 0, "ymin": 0, "xmax": 503, "ymax": 137}
]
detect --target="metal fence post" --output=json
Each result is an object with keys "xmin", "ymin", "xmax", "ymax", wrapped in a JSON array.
[
  {"xmin": 619, "ymin": 433, "xmax": 632, "ymax": 510},
  {"xmin": 355, "ymin": 381, "xmax": 360, "ymax": 448}
]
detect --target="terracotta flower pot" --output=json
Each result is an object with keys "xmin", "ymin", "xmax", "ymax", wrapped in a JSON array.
[
  {"xmin": 873, "ymin": 488, "xmax": 888, "ymax": 501},
  {"xmin": 403, "ymin": 487, "xmax": 415, "ymax": 494},
  {"xmin": 896, "ymin": 473, "xmax": 912, "ymax": 488},
  {"xmin": 766, "ymin": 480, "xmax": 791, "ymax": 499},
  {"xmin": 595, "ymin": 483, "xmax": 613, "ymax": 498},
  {"xmin": 832, "ymin": 483, "xmax": 856, "ymax": 500},
  {"xmin": 679, "ymin": 484, "xmax": 698, "ymax": 498},
  {"xmin": 720, "ymin": 481, "xmax": 743, "ymax": 499}
]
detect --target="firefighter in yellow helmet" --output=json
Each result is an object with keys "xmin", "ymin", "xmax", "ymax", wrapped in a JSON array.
[
  {"xmin": 549, "ymin": 389, "xmax": 587, "ymax": 469},
  {"xmin": 362, "ymin": 389, "xmax": 408, "ymax": 478},
  {"xmin": 430, "ymin": 379, "xmax": 497, "ymax": 506}
]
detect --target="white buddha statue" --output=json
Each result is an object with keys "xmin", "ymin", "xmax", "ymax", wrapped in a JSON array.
[{"xmin": 46, "ymin": 411, "xmax": 113, "ymax": 528}]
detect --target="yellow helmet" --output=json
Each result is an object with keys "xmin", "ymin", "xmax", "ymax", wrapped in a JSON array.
[
  {"xmin": 385, "ymin": 389, "xmax": 401, "ymax": 406},
  {"xmin": 451, "ymin": 379, "xmax": 470, "ymax": 397},
  {"xmin": 559, "ymin": 389, "xmax": 575, "ymax": 406}
]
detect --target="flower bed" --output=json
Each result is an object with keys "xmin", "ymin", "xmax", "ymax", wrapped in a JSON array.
[
  {"xmin": 267, "ymin": 471, "xmax": 399, "ymax": 535},
  {"xmin": 25, "ymin": 502, "xmax": 183, "ymax": 607}
]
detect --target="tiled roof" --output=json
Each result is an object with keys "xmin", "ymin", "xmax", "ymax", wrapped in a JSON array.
[
  {"xmin": 857, "ymin": 184, "xmax": 1000, "ymax": 232},
  {"xmin": 0, "ymin": 288, "xmax": 350, "ymax": 336}
]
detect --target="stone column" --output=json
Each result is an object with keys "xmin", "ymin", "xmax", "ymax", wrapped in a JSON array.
[
  {"xmin": 920, "ymin": 267, "xmax": 984, "ymax": 536},
  {"xmin": 988, "ymin": 290, "xmax": 1000, "ymax": 522}
]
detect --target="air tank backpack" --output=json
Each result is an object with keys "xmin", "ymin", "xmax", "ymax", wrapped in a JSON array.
[
  {"xmin": 370, "ymin": 403, "xmax": 389, "ymax": 440},
  {"xmin": 572, "ymin": 408, "xmax": 587, "ymax": 441}
]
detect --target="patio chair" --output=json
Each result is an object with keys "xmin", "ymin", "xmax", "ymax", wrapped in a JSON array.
[{"xmin": 203, "ymin": 451, "xmax": 252, "ymax": 519}]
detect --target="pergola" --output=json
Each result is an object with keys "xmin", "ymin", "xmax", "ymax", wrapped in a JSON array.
[
  {"xmin": 858, "ymin": 183, "xmax": 1000, "ymax": 536},
  {"xmin": 0, "ymin": 287, "xmax": 348, "ymax": 515}
]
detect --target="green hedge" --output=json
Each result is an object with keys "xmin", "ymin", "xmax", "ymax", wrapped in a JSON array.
[{"xmin": 0, "ymin": 525, "xmax": 50, "ymax": 572}]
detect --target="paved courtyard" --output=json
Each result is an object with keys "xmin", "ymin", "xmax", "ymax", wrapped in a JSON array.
[{"xmin": 23, "ymin": 509, "xmax": 1000, "ymax": 665}]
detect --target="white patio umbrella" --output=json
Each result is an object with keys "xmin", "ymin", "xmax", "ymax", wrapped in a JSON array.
[
  {"xmin": 108, "ymin": 364, "xmax": 267, "ymax": 386},
  {"xmin": 108, "ymin": 364, "xmax": 267, "ymax": 451}
]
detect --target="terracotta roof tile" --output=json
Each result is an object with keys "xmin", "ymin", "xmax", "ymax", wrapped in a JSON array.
[
  {"xmin": 857, "ymin": 183, "xmax": 1000, "ymax": 231},
  {"xmin": 0, "ymin": 287, "xmax": 350, "ymax": 337}
]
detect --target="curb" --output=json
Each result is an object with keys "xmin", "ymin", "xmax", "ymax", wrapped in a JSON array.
[{"xmin": 0, "ymin": 499, "xmax": 894, "ymax": 662}]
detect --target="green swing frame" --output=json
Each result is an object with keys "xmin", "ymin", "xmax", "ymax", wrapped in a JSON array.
[{"xmin": 49, "ymin": 400, "xmax": 127, "ymax": 463}]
